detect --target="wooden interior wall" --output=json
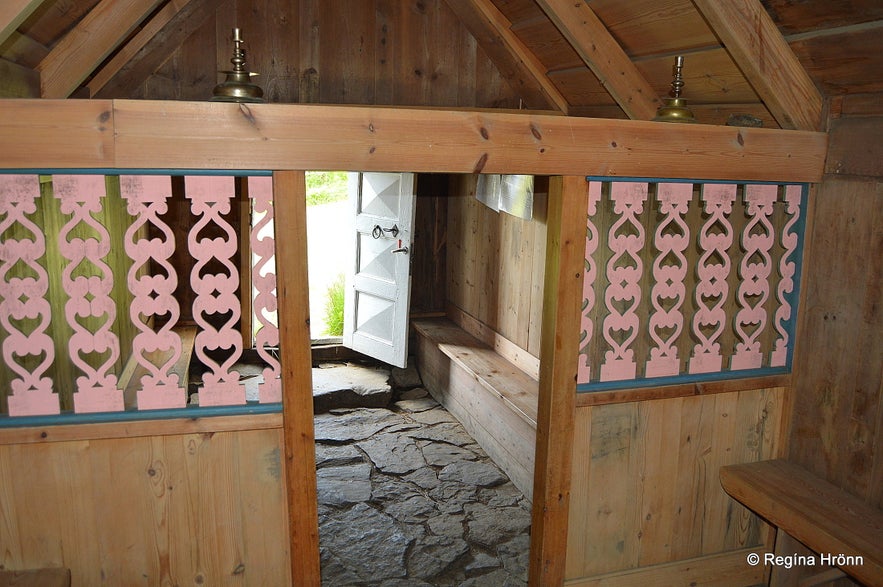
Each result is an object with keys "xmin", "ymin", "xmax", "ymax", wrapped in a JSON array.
[
  {"xmin": 564, "ymin": 386, "xmax": 788, "ymax": 585},
  {"xmin": 0, "ymin": 424, "xmax": 290, "ymax": 586},
  {"xmin": 791, "ymin": 104, "xmax": 882, "ymax": 508},
  {"xmin": 774, "ymin": 104, "xmax": 883, "ymax": 587},
  {"xmin": 121, "ymin": 0, "xmax": 520, "ymax": 109},
  {"xmin": 445, "ymin": 174, "xmax": 547, "ymax": 360}
]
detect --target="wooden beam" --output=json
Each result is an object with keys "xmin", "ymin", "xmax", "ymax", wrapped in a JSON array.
[
  {"xmin": 443, "ymin": 0, "xmax": 570, "ymax": 113},
  {"xmin": 692, "ymin": 0, "xmax": 824, "ymax": 131},
  {"xmin": 273, "ymin": 170, "xmax": 321, "ymax": 587},
  {"xmin": 107, "ymin": 100, "xmax": 826, "ymax": 182},
  {"xmin": 87, "ymin": 0, "xmax": 194, "ymax": 96},
  {"xmin": 0, "ymin": 0, "xmax": 44, "ymax": 47},
  {"xmin": 0, "ymin": 99, "xmax": 114, "ymax": 168},
  {"xmin": 529, "ymin": 176, "xmax": 583, "ymax": 585},
  {"xmin": 36, "ymin": 0, "xmax": 165, "ymax": 98},
  {"xmin": 535, "ymin": 0, "xmax": 662, "ymax": 120}
]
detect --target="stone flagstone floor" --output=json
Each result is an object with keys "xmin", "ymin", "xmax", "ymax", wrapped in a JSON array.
[{"xmin": 313, "ymin": 361, "xmax": 531, "ymax": 586}]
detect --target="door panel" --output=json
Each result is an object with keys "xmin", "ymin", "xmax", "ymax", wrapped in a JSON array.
[{"xmin": 343, "ymin": 172, "xmax": 416, "ymax": 368}]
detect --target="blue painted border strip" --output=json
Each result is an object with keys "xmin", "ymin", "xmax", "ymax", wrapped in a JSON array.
[
  {"xmin": 584, "ymin": 175, "xmax": 791, "ymax": 186},
  {"xmin": 0, "ymin": 402, "xmax": 282, "ymax": 429},
  {"xmin": 576, "ymin": 366, "xmax": 789, "ymax": 393}
]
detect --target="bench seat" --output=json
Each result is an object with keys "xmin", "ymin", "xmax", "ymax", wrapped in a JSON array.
[
  {"xmin": 720, "ymin": 459, "xmax": 883, "ymax": 586},
  {"xmin": 412, "ymin": 317, "xmax": 538, "ymax": 500}
]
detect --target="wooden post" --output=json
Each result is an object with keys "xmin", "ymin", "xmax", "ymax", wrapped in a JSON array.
[
  {"xmin": 530, "ymin": 176, "xmax": 585, "ymax": 585},
  {"xmin": 273, "ymin": 170, "xmax": 321, "ymax": 585}
]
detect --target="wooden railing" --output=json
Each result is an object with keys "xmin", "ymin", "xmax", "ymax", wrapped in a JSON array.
[
  {"xmin": 0, "ymin": 172, "xmax": 280, "ymax": 418},
  {"xmin": 577, "ymin": 178, "xmax": 806, "ymax": 391}
]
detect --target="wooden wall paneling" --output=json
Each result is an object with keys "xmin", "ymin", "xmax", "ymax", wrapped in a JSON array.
[
  {"xmin": 825, "ymin": 117, "xmax": 883, "ymax": 177},
  {"xmin": 529, "ymin": 175, "xmax": 584, "ymax": 586},
  {"xmin": 233, "ymin": 0, "xmax": 299, "ymax": 103},
  {"xmin": 527, "ymin": 184, "xmax": 547, "ymax": 358},
  {"xmin": 272, "ymin": 170, "xmax": 321, "ymax": 585},
  {"xmin": 0, "ymin": 429, "xmax": 289, "ymax": 585},
  {"xmin": 792, "ymin": 176, "xmax": 883, "ymax": 508},
  {"xmin": 410, "ymin": 174, "xmax": 449, "ymax": 314},
  {"xmin": 317, "ymin": 0, "xmax": 375, "ymax": 104},
  {"xmin": 148, "ymin": 9, "xmax": 216, "ymax": 102},
  {"xmin": 565, "ymin": 389, "xmax": 785, "ymax": 582}
]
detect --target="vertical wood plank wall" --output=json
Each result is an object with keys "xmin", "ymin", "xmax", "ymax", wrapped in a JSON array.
[
  {"xmin": 445, "ymin": 174, "xmax": 547, "ymax": 360},
  {"xmin": 0, "ymin": 426, "xmax": 291, "ymax": 586},
  {"xmin": 110, "ymin": 0, "xmax": 521, "ymax": 110},
  {"xmin": 771, "ymin": 105, "xmax": 883, "ymax": 586},
  {"xmin": 564, "ymin": 387, "xmax": 787, "ymax": 585}
]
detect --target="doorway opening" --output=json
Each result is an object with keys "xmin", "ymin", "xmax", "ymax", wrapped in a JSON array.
[{"xmin": 305, "ymin": 171, "xmax": 351, "ymax": 342}]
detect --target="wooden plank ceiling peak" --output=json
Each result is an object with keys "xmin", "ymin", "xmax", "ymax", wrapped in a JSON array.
[
  {"xmin": 692, "ymin": 0, "xmax": 824, "ymax": 131},
  {"xmin": 36, "ymin": 0, "xmax": 166, "ymax": 98},
  {"xmin": 535, "ymin": 0, "xmax": 663, "ymax": 120},
  {"xmin": 444, "ymin": 0, "xmax": 570, "ymax": 113}
]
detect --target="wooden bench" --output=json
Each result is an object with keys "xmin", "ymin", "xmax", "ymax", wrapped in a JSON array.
[
  {"xmin": 412, "ymin": 317, "xmax": 539, "ymax": 500},
  {"xmin": 720, "ymin": 459, "xmax": 883, "ymax": 587},
  {"xmin": 0, "ymin": 568, "xmax": 70, "ymax": 587}
]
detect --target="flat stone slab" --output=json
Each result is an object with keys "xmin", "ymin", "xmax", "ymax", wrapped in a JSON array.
[{"xmin": 313, "ymin": 363, "xmax": 392, "ymax": 412}]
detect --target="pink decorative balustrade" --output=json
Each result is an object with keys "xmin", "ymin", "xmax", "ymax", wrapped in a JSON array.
[
  {"xmin": 0, "ymin": 173, "xmax": 281, "ymax": 417},
  {"xmin": 578, "ymin": 179, "xmax": 806, "ymax": 389}
]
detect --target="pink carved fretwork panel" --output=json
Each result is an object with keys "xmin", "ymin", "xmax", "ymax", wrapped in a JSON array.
[
  {"xmin": 186, "ymin": 176, "xmax": 246, "ymax": 407},
  {"xmin": 0, "ymin": 175, "xmax": 60, "ymax": 416},
  {"xmin": 600, "ymin": 181, "xmax": 648, "ymax": 382},
  {"xmin": 646, "ymin": 182, "xmax": 693, "ymax": 378},
  {"xmin": 120, "ymin": 175, "xmax": 186, "ymax": 410},
  {"xmin": 770, "ymin": 185, "xmax": 802, "ymax": 367},
  {"xmin": 731, "ymin": 184, "xmax": 778, "ymax": 370},
  {"xmin": 577, "ymin": 180, "xmax": 601, "ymax": 385},
  {"xmin": 689, "ymin": 183, "xmax": 737, "ymax": 375},
  {"xmin": 249, "ymin": 176, "xmax": 281, "ymax": 403},
  {"xmin": 54, "ymin": 175, "xmax": 124, "ymax": 413}
]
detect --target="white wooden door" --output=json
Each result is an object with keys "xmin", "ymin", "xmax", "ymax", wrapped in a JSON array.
[{"xmin": 342, "ymin": 172, "xmax": 416, "ymax": 368}]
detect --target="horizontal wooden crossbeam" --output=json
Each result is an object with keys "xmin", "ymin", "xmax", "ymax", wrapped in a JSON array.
[{"xmin": 0, "ymin": 99, "xmax": 827, "ymax": 182}]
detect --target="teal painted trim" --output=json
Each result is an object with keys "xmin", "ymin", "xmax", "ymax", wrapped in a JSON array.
[
  {"xmin": 576, "ymin": 367, "xmax": 789, "ymax": 393},
  {"xmin": 584, "ymin": 175, "xmax": 798, "ymax": 186},
  {"xmin": 0, "ymin": 402, "xmax": 282, "ymax": 429}
]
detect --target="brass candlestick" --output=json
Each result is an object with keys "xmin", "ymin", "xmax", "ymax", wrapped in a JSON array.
[
  {"xmin": 653, "ymin": 55, "xmax": 696, "ymax": 123},
  {"xmin": 211, "ymin": 28, "xmax": 264, "ymax": 103}
]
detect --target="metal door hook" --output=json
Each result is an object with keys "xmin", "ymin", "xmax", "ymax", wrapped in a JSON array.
[{"xmin": 372, "ymin": 224, "xmax": 399, "ymax": 239}]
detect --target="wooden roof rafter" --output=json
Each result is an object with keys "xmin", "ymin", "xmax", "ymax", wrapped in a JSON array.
[
  {"xmin": 535, "ymin": 0, "xmax": 663, "ymax": 120},
  {"xmin": 87, "ymin": 0, "xmax": 195, "ymax": 96},
  {"xmin": 0, "ymin": 0, "xmax": 45, "ymax": 47},
  {"xmin": 36, "ymin": 0, "xmax": 166, "ymax": 98},
  {"xmin": 443, "ymin": 0, "xmax": 570, "ymax": 113},
  {"xmin": 692, "ymin": 0, "xmax": 824, "ymax": 131}
]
